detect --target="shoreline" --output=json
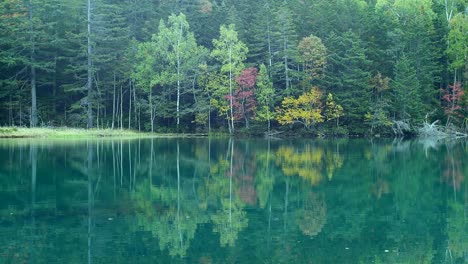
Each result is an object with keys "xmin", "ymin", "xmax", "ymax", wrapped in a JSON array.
[{"xmin": 0, "ymin": 127, "xmax": 210, "ymax": 139}]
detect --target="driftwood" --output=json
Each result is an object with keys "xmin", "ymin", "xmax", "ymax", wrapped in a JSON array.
[
  {"xmin": 418, "ymin": 120, "xmax": 467, "ymax": 139},
  {"xmin": 391, "ymin": 120, "xmax": 411, "ymax": 136},
  {"xmin": 264, "ymin": 130, "xmax": 283, "ymax": 139}
]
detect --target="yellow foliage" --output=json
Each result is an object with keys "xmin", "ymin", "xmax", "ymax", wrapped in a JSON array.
[
  {"xmin": 276, "ymin": 87, "xmax": 324, "ymax": 128},
  {"xmin": 210, "ymin": 98, "xmax": 229, "ymax": 117}
]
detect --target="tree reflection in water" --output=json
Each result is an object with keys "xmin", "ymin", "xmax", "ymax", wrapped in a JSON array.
[{"xmin": 0, "ymin": 138, "xmax": 465, "ymax": 263}]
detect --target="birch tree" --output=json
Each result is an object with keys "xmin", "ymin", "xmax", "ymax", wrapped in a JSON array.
[
  {"xmin": 155, "ymin": 13, "xmax": 204, "ymax": 129},
  {"xmin": 211, "ymin": 24, "xmax": 248, "ymax": 134}
]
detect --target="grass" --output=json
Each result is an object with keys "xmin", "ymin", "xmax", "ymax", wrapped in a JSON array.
[{"xmin": 0, "ymin": 127, "xmax": 208, "ymax": 139}]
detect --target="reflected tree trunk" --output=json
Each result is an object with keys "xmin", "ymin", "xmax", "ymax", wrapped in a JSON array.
[
  {"xmin": 176, "ymin": 141, "xmax": 183, "ymax": 249},
  {"xmin": 128, "ymin": 141, "xmax": 132, "ymax": 191},
  {"xmin": 30, "ymin": 144, "xmax": 37, "ymax": 219},
  {"xmin": 267, "ymin": 139, "xmax": 272, "ymax": 246},
  {"xmin": 30, "ymin": 144, "xmax": 37, "ymax": 262},
  {"xmin": 149, "ymin": 138, "xmax": 153, "ymax": 188},
  {"xmin": 229, "ymin": 138, "xmax": 234, "ymax": 223},
  {"xmin": 284, "ymin": 177, "xmax": 289, "ymax": 232},
  {"xmin": 86, "ymin": 141, "xmax": 94, "ymax": 264},
  {"xmin": 120, "ymin": 140, "xmax": 123, "ymax": 186},
  {"xmin": 112, "ymin": 141, "xmax": 116, "ymax": 200},
  {"xmin": 208, "ymin": 137, "xmax": 211, "ymax": 176},
  {"xmin": 133, "ymin": 143, "xmax": 137, "ymax": 193}
]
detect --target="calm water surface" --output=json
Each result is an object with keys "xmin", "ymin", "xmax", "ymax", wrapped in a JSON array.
[{"xmin": 0, "ymin": 138, "xmax": 466, "ymax": 263}]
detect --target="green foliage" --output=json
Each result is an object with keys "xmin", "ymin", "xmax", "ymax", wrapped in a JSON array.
[
  {"xmin": 255, "ymin": 64, "xmax": 275, "ymax": 130},
  {"xmin": 321, "ymin": 31, "xmax": 371, "ymax": 130},
  {"xmin": 391, "ymin": 55, "xmax": 424, "ymax": 122},
  {"xmin": 211, "ymin": 24, "xmax": 248, "ymax": 133},
  {"xmin": 366, "ymin": 73, "xmax": 393, "ymax": 134},
  {"xmin": 211, "ymin": 24, "xmax": 248, "ymax": 77},
  {"xmin": 324, "ymin": 93, "xmax": 344, "ymax": 127},
  {"xmin": 270, "ymin": 3, "xmax": 300, "ymax": 96},
  {"xmin": 298, "ymin": 34, "xmax": 327, "ymax": 80},
  {"xmin": 447, "ymin": 13, "xmax": 468, "ymax": 72}
]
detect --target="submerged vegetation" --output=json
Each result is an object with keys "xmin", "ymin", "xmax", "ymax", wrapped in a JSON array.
[{"xmin": 0, "ymin": 0, "xmax": 466, "ymax": 137}]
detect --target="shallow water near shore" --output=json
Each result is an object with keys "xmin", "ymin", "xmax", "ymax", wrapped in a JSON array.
[{"xmin": 0, "ymin": 138, "xmax": 466, "ymax": 263}]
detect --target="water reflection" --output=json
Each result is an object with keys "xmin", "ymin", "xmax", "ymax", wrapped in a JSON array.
[{"xmin": 0, "ymin": 139, "xmax": 466, "ymax": 263}]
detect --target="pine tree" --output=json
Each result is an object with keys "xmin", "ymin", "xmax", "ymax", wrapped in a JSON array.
[
  {"xmin": 255, "ymin": 64, "xmax": 275, "ymax": 132},
  {"xmin": 321, "ymin": 31, "xmax": 371, "ymax": 132},
  {"xmin": 93, "ymin": 0, "xmax": 130, "ymax": 129},
  {"xmin": 391, "ymin": 55, "xmax": 424, "ymax": 122},
  {"xmin": 270, "ymin": 2, "xmax": 299, "ymax": 97}
]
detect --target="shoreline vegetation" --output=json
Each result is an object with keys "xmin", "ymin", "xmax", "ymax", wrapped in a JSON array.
[
  {"xmin": 1, "ymin": 124, "xmax": 466, "ymax": 139},
  {"xmin": 0, "ymin": 127, "xmax": 210, "ymax": 139}
]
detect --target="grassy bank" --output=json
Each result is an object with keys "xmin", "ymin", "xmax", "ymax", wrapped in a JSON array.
[{"xmin": 0, "ymin": 127, "xmax": 208, "ymax": 139}]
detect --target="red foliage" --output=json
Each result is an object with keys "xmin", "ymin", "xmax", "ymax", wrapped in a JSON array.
[
  {"xmin": 236, "ymin": 67, "xmax": 258, "ymax": 89},
  {"xmin": 441, "ymin": 82, "xmax": 464, "ymax": 117},
  {"xmin": 442, "ymin": 157, "xmax": 464, "ymax": 190},
  {"xmin": 225, "ymin": 68, "xmax": 258, "ymax": 122},
  {"xmin": 224, "ymin": 144, "xmax": 258, "ymax": 206}
]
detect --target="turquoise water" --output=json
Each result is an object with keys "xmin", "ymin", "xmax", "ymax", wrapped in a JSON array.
[{"xmin": 0, "ymin": 138, "xmax": 466, "ymax": 263}]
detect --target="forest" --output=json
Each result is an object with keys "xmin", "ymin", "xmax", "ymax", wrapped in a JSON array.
[{"xmin": 0, "ymin": 0, "xmax": 467, "ymax": 136}]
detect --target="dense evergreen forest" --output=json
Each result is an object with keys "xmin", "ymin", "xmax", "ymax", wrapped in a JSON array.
[{"xmin": 0, "ymin": 0, "xmax": 466, "ymax": 135}]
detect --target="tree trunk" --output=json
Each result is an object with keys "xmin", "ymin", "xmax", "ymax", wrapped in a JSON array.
[
  {"xmin": 9, "ymin": 94, "xmax": 12, "ymax": 126},
  {"xmin": 31, "ymin": 64, "xmax": 37, "ymax": 127},
  {"xmin": 268, "ymin": 114, "xmax": 271, "ymax": 133},
  {"xmin": 177, "ymin": 54, "xmax": 181, "ymax": 130},
  {"xmin": 86, "ymin": 0, "xmax": 93, "ymax": 129},
  {"xmin": 229, "ymin": 46, "xmax": 234, "ymax": 134},
  {"xmin": 266, "ymin": 3, "xmax": 272, "ymax": 77},
  {"xmin": 128, "ymin": 81, "xmax": 132, "ymax": 130},
  {"xmin": 29, "ymin": 1, "xmax": 37, "ymax": 128},
  {"xmin": 282, "ymin": 12, "xmax": 290, "ymax": 96},
  {"xmin": 133, "ymin": 80, "xmax": 138, "ymax": 130},
  {"xmin": 52, "ymin": 54, "xmax": 57, "ymax": 116},
  {"xmin": 243, "ymin": 102, "xmax": 249, "ymax": 128},
  {"xmin": 208, "ymin": 99, "xmax": 211, "ymax": 134},
  {"xmin": 112, "ymin": 73, "xmax": 116, "ymax": 129},
  {"xmin": 149, "ymin": 89, "xmax": 154, "ymax": 133},
  {"xmin": 120, "ymin": 84, "xmax": 123, "ymax": 130},
  {"xmin": 283, "ymin": 36, "xmax": 289, "ymax": 96}
]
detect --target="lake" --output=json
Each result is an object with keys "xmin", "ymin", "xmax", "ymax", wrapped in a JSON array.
[{"xmin": 0, "ymin": 138, "xmax": 466, "ymax": 263}]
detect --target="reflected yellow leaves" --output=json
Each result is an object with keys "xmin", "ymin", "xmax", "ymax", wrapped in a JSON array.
[
  {"xmin": 325, "ymin": 151, "xmax": 343, "ymax": 181},
  {"xmin": 275, "ymin": 144, "xmax": 343, "ymax": 185},
  {"xmin": 276, "ymin": 145, "xmax": 323, "ymax": 185},
  {"xmin": 130, "ymin": 140, "xmax": 347, "ymax": 254},
  {"xmin": 296, "ymin": 192, "xmax": 327, "ymax": 238},
  {"xmin": 210, "ymin": 158, "xmax": 229, "ymax": 175},
  {"xmin": 211, "ymin": 198, "xmax": 248, "ymax": 247}
]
